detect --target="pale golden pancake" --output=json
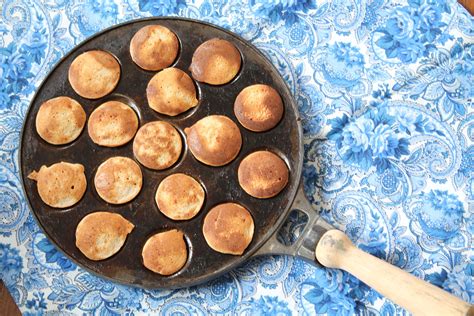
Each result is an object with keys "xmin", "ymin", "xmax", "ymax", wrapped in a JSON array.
[
  {"xmin": 184, "ymin": 115, "xmax": 242, "ymax": 166},
  {"xmin": 75, "ymin": 212, "xmax": 134, "ymax": 261},
  {"xmin": 133, "ymin": 121, "xmax": 182, "ymax": 170},
  {"xmin": 142, "ymin": 229, "xmax": 187, "ymax": 275},
  {"xmin": 28, "ymin": 162, "xmax": 86, "ymax": 208},
  {"xmin": 68, "ymin": 50, "xmax": 121, "ymax": 99},
  {"xmin": 202, "ymin": 203, "xmax": 254, "ymax": 255},
  {"xmin": 234, "ymin": 84, "xmax": 283, "ymax": 132},
  {"xmin": 35, "ymin": 96, "xmax": 86, "ymax": 145},
  {"xmin": 155, "ymin": 173, "xmax": 205, "ymax": 220},
  {"xmin": 189, "ymin": 38, "xmax": 241, "ymax": 85},
  {"xmin": 146, "ymin": 68, "xmax": 198, "ymax": 116},
  {"xmin": 94, "ymin": 157, "xmax": 142, "ymax": 204},
  {"xmin": 238, "ymin": 151, "xmax": 289, "ymax": 199},
  {"xmin": 88, "ymin": 101, "xmax": 138, "ymax": 147},
  {"xmin": 130, "ymin": 25, "xmax": 179, "ymax": 71}
]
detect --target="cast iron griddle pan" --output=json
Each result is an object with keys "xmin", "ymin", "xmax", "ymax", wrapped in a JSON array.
[
  {"xmin": 19, "ymin": 18, "xmax": 471, "ymax": 315},
  {"xmin": 20, "ymin": 17, "xmax": 302, "ymax": 288}
]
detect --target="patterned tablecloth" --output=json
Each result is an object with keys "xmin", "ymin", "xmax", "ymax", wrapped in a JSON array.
[{"xmin": 1, "ymin": 0, "xmax": 473, "ymax": 314}]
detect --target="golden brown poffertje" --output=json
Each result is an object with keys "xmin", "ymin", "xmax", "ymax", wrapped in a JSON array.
[
  {"xmin": 155, "ymin": 173, "xmax": 205, "ymax": 220},
  {"xmin": 68, "ymin": 50, "xmax": 121, "ymax": 99},
  {"xmin": 142, "ymin": 229, "xmax": 188, "ymax": 275},
  {"xmin": 28, "ymin": 162, "xmax": 87, "ymax": 208},
  {"xmin": 75, "ymin": 211, "xmax": 134, "ymax": 260},
  {"xmin": 189, "ymin": 38, "xmax": 241, "ymax": 85},
  {"xmin": 185, "ymin": 115, "xmax": 242, "ymax": 167},
  {"xmin": 202, "ymin": 203, "xmax": 254, "ymax": 255},
  {"xmin": 234, "ymin": 84, "xmax": 283, "ymax": 132},
  {"xmin": 94, "ymin": 157, "xmax": 143, "ymax": 204},
  {"xmin": 88, "ymin": 101, "xmax": 139, "ymax": 147},
  {"xmin": 133, "ymin": 121, "xmax": 182, "ymax": 170},
  {"xmin": 35, "ymin": 96, "xmax": 86, "ymax": 145},
  {"xmin": 238, "ymin": 151, "xmax": 289, "ymax": 199},
  {"xmin": 146, "ymin": 68, "xmax": 198, "ymax": 116},
  {"xmin": 130, "ymin": 25, "xmax": 179, "ymax": 71}
]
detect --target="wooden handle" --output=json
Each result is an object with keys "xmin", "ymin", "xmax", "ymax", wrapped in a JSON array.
[{"xmin": 315, "ymin": 230, "xmax": 473, "ymax": 316}]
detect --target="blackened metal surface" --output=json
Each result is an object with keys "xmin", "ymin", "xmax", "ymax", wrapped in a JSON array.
[{"xmin": 19, "ymin": 17, "xmax": 303, "ymax": 289}]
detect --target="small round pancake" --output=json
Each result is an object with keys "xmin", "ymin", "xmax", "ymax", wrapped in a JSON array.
[
  {"xmin": 68, "ymin": 50, "xmax": 120, "ymax": 99},
  {"xmin": 27, "ymin": 162, "xmax": 86, "ymax": 208},
  {"xmin": 146, "ymin": 68, "xmax": 198, "ymax": 116},
  {"xmin": 142, "ymin": 229, "xmax": 187, "ymax": 275},
  {"xmin": 94, "ymin": 157, "xmax": 142, "ymax": 204},
  {"xmin": 88, "ymin": 101, "xmax": 138, "ymax": 147},
  {"xmin": 133, "ymin": 121, "xmax": 182, "ymax": 170},
  {"xmin": 35, "ymin": 96, "xmax": 86, "ymax": 145},
  {"xmin": 75, "ymin": 212, "xmax": 134, "ymax": 261},
  {"xmin": 234, "ymin": 84, "xmax": 284, "ymax": 132},
  {"xmin": 184, "ymin": 115, "xmax": 242, "ymax": 166},
  {"xmin": 238, "ymin": 151, "xmax": 289, "ymax": 199},
  {"xmin": 202, "ymin": 203, "xmax": 254, "ymax": 255},
  {"xmin": 130, "ymin": 25, "xmax": 179, "ymax": 71},
  {"xmin": 189, "ymin": 38, "xmax": 241, "ymax": 85},
  {"xmin": 155, "ymin": 173, "xmax": 205, "ymax": 220}
]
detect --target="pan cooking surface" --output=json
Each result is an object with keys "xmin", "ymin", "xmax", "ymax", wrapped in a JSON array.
[{"xmin": 20, "ymin": 17, "xmax": 302, "ymax": 288}]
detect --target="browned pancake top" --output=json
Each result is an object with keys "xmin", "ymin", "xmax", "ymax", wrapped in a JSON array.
[
  {"xmin": 130, "ymin": 25, "xmax": 179, "ymax": 71},
  {"xmin": 202, "ymin": 203, "xmax": 254, "ymax": 255},
  {"xmin": 189, "ymin": 38, "xmax": 241, "ymax": 85},
  {"xmin": 133, "ymin": 121, "xmax": 182, "ymax": 170},
  {"xmin": 155, "ymin": 173, "xmax": 205, "ymax": 220},
  {"xmin": 28, "ymin": 162, "xmax": 87, "ymax": 208},
  {"xmin": 142, "ymin": 229, "xmax": 187, "ymax": 275},
  {"xmin": 234, "ymin": 84, "xmax": 284, "ymax": 132},
  {"xmin": 35, "ymin": 96, "xmax": 86, "ymax": 145},
  {"xmin": 238, "ymin": 151, "xmax": 289, "ymax": 199},
  {"xmin": 68, "ymin": 50, "xmax": 120, "ymax": 99},
  {"xmin": 146, "ymin": 68, "xmax": 198, "ymax": 116},
  {"xmin": 94, "ymin": 157, "xmax": 143, "ymax": 204},
  {"xmin": 75, "ymin": 211, "xmax": 134, "ymax": 261},
  {"xmin": 184, "ymin": 115, "xmax": 242, "ymax": 166},
  {"xmin": 88, "ymin": 101, "xmax": 138, "ymax": 147}
]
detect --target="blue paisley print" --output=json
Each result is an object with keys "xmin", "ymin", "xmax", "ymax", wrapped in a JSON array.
[
  {"xmin": 0, "ymin": 43, "xmax": 37, "ymax": 110},
  {"xmin": 35, "ymin": 236, "xmax": 76, "ymax": 272},
  {"xmin": 0, "ymin": 243, "xmax": 23, "ymax": 286},
  {"xmin": 138, "ymin": 0, "xmax": 187, "ymax": 16},
  {"xmin": 0, "ymin": 0, "xmax": 473, "ymax": 314},
  {"xmin": 251, "ymin": 0, "xmax": 317, "ymax": 25},
  {"xmin": 375, "ymin": 0, "xmax": 452, "ymax": 63},
  {"xmin": 328, "ymin": 107, "xmax": 410, "ymax": 172}
]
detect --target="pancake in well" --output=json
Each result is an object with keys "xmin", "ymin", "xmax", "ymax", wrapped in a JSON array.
[
  {"xmin": 184, "ymin": 115, "xmax": 241, "ymax": 166},
  {"xmin": 36, "ymin": 96, "xmax": 86, "ymax": 145},
  {"xmin": 234, "ymin": 84, "xmax": 283, "ymax": 132},
  {"xmin": 155, "ymin": 173, "xmax": 204, "ymax": 220},
  {"xmin": 130, "ymin": 25, "xmax": 179, "ymax": 71},
  {"xmin": 133, "ymin": 121, "xmax": 182, "ymax": 170},
  {"xmin": 68, "ymin": 50, "xmax": 120, "ymax": 99},
  {"xmin": 189, "ymin": 38, "xmax": 241, "ymax": 85},
  {"xmin": 88, "ymin": 101, "xmax": 138, "ymax": 147},
  {"xmin": 142, "ymin": 229, "xmax": 187, "ymax": 275},
  {"xmin": 94, "ymin": 157, "xmax": 143, "ymax": 204},
  {"xmin": 202, "ymin": 203, "xmax": 254, "ymax": 255},
  {"xmin": 28, "ymin": 162, "xmax": 86, "ymax": 208},
  {"xmin": 75, "ymin": 212, "xmax": 134, "ymax": 261},
  {"xmin": 238, "ymin": 151, "xmax": 288, "ymax": 199},
  {"xmin": 146, "ymin": 68, "xmax": 198, "ymax": 116}
]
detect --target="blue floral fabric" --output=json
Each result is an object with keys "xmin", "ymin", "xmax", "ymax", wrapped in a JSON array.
[{"xmin": 0, "ymin": 0, "xmax": 473, "ymax": 314}]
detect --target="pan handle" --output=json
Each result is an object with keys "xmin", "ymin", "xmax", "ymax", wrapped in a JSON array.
[
  {"xmin": 254, "ymin": 182, "xmax": 473, "ymax": 315},
  {"xmin": 316, "ymin": 229, "xmax": 473, "ymax": 316}
]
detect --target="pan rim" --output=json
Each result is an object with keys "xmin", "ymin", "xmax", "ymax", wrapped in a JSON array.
[{"xmin": 18, "ymin": 16, "xmax": 304, "ymax": 289}]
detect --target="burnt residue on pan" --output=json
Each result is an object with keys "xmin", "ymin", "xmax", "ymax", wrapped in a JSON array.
[{"xmin": 19, "ymin": 18, "xmax": 303, "ymax": 289}]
